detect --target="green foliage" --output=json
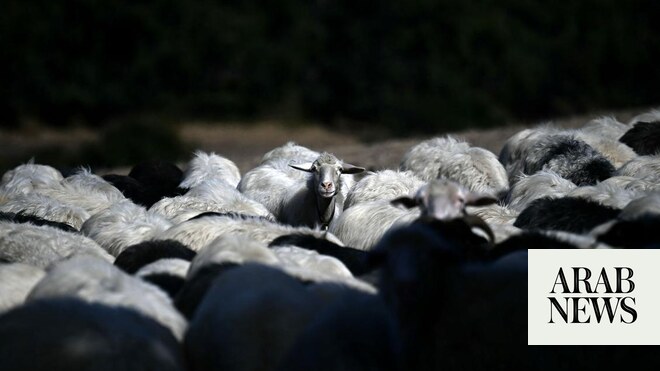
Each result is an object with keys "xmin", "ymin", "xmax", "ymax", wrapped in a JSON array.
[{"xmin": 1, "ymin": 0, "xmax": 659, "ymax": 134}]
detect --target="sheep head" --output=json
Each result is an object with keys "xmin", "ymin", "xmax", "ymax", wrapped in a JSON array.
[
  {"xmin": 391, "ymin": 179, "xmax": 497, "ymax": 220},
  {"xmin": 290, "ymin": 153, "xmax": 365, "ymax": 228},
  {"xmin": 289, "ymin": 153, "xmax": 365, "ymax": 199}
]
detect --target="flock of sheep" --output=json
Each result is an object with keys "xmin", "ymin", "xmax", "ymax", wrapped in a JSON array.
[{"xmin": 1, "ymin": 109, "xmax": 659, "ymax": 370}]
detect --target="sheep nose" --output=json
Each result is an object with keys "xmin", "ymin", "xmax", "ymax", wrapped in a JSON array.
[{"xmin": 322, "ymin": 182, "xmax": 332, "ymax": 190}]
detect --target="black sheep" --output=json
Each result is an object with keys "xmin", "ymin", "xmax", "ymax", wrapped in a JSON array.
[
  {"xmin": 114, "ymin": 239, "xmax": 196, "ymax": 274},
  {"xmin": 514, "ymin": 197, "xmax": 620, "ymax": 234},
  {"xmin": 619, "ymin": 121, "xmax": 660, "ymax": 155},
  {"xmin": 0, "ymin": 298, "xmax": 186, "ymax": 371}
]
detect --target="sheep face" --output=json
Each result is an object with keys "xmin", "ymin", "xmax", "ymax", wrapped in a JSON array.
[
  {"xmin": 291, "ymin": 153, "xmax": 365, "ymax": 199},
  {"xmin": 392, "ymin": 179, "xmax": 497, "ymax": 220},
  {"xmin": 313, "ymin": 161, "xmax": 342, "ymax": 199},
  {"xmin": 290, "ymin": 153, "xmax": 365, "ymax": 228}
]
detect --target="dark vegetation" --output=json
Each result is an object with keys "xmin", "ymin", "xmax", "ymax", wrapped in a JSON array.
[{"xmin": 3, "ymin": 0, "xmax": 659, "ymax": 135}]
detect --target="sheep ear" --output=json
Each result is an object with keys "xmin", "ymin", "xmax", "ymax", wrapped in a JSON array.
[
  {"xmin": 391, "ymin": 196, "xmax": 419, "ymax": 209},
  {"xmin": 289, "ymin": 163, "xmax": 314, "ymax": 172},
  {"xmin": 464, "ymin": 193, "xmax": 498, "ymax": 207},
  {"xmin": 341, "ymin": 164, "xmax": 366, "ymax": 175}
]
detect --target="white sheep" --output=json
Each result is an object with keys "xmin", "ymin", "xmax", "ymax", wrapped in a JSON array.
[
  {"xmin": 81, "ymin": 200, "xmax": 173, "ymax": 256},
  {"xmin": 0, "ymin": 193, "xmax": 90, "ymax": 229},
  {"xmin": 467, "ymin": 203, "xmax": 520, "ymax": 226},
  {"xmin": 35, "ymin": 168, "xmax": 126, "ymax": 216},
  {"xmin": 332, "ymin": 179, "xmax": 497, "ymax": 250},
  {"xmin": 0, "ymin": 263, "xmax": 46, "ymax": 314},
  {"xmin": 580, "ymin": 116, "xmax": 631, "ymax": 140},
  {"xmin": 0, "ymin": 161, "xmax": 63, "ymax": 196},
  {"xmin": 621, "ymin": 176, "xmax": 660, "ymax": 193},
  {"xmin": 239, "ymin": 150, "xmax": 364, "ymax": 228},
  {"xmin": 238, "ymin": 157, "xmax": 306, "ymax": 217},
  {"xmin": 186, "ymin": 234, "xmax": 281, "ymax": 278},
  {"xmin": 566, "ymin": 177, "xmax": 648, "ymax": 209},
  {"xmin": 500, "ymin": 127, "xmax": 546, "ymax": 171},
  {"xmin": 501, "ymin": 120, "xmax": 633, "ymax": 178},
  {"xmin": 500, "ymin": 130, "xmax": 615, "ymax": 186},
  {"xmin": 330, "ymin": 200, "xmax": 420, "ymax": 251},
  {"xmin": 343, "ymin": 170, "xmax": 426, "ymax": 210},
  {"xmin": 151, "ymin": 179, "xmax": 273, "ymax": 224},
  {"xmin": 401, "ymin": 136, "xmax": 509, "ymax": 195},
  {"xmin": 160, "ymin": 213, "xmax": 344, "ymax": 252},
  {"xmin": 260, "ymin": 141, "xmax": 320, "ymax": 165},
  {"xmin": 0, "ymin": 221, "xmax": 113, "ymax": 267},
  {"xmin": 186, "ymin": 234, "xmax": 373, "ymax": 293},
  {"xmin": 27, "ymin": 255, "xmax": 187, "ymax": 340},
  {"xmin": 616, "ymin": 155, "xmax": 660, "ymax": 182},
  {"xmin": 272, "ymin": 245, "xmax": 353, "ymax": 279},
  {"xmin": 573, "ymin": 117, "xmax": 636, "ymax": 168},
  {"xmin": 180, "ymin": 150, "xmax": 242, "ymax": 189},
  {"xmin": 135, "ymin": 258, "xmax": 191, "ymax": 281},
  {"xmin": 504, "ymin": 170, "xmax": 577, "ymax": 211},
  {"xmin": 618, "ymin": 192, "xmax": 660, "ymax": 221}
]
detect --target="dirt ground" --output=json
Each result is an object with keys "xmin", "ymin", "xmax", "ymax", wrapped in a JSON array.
[
  {"xmin": 177, "ymin": 108, "xmax": 640, "ymax": 173},
  {"xmin": 0, "ymin": 108, "xmax": 644, "ymax": 175}
]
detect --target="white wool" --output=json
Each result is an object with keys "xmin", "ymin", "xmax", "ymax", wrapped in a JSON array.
[
  {"xmin": 81, "ymin": 200, "xmax": 173, "ymax": 256},
  {"xmin": 35, "ymin": 168, "xmax": 125, "ymax": 215},
  {"xmin": 401, "ymin": 136, "xmax": 508, "ymax": 195},
  {"xmin": 271, "ymin": 245, "xmax": 353, "ymax": 279},
  {"xmin": 0, "ymin": 221, "xmax": 112, "ymax": 267},
  {"xmin": 151, "ymin": 179, "xmax": 273, "ymax": 224},
  {"xmin": 186, "ymin": 234, "xmax": 280, "ymax": 278},
  {"xmin": 135, "ymin": 258, "xmax": 191, "ymax": 279},
  {"xmin": 0, "ymin": 263, "xmax": 46, "ymax": 314},
  {"xmin": 619, "ymin": 193, "xmax": 660, "ymax": 220},
  {"xmin": 567, "ymin": 179, "xmax": 647, "ymax": 209},
  {"xmin": 180, "ymin": 150, "xmax": 242, "ymax": 189},
  {"xmin": 260, "ymin": 141, "xmax": 320, "ymax": 165},
  {"xmin": 185, "ymin": 233, "xmax": 373, "ymax": 293},
  {"xmin": 616, "ymin": 155, "xmax": 660, "ymax": 182},
  {"xmin": 0, "ymin": 162, "xmax": 63, "ymax": 196},
  {"xmin": 161, "ymin": 214, "xmax": 343, "ymax": 252},
  {"xmin": 344, "ymin": 170, "xmax": 426, "ymax": 210},
  {"xmin": 468, "ymin": 203, "xmax": 519, "ymax": 225},
  {"xmin": 0, "ymin": 193, "xmax": 90, "ymax": 229},
  {"xmin": 580, "ymin": 116, "xmax": 630, "ymax": 141},
  {"xmin": 330, "ymin": 200, "xmax": 420, "ymax": 251},
  {"xmin": 505, "ymin": 170, "xmax": 576, "ymax": 211},
  {"xmin": 238, "ymin": 149, "xmax": 358, "ymax": 228}
]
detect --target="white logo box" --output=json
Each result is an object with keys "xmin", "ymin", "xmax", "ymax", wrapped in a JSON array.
[{"xmin": 528, "ymin": 249, "xmax": 660, "ymax": 345}]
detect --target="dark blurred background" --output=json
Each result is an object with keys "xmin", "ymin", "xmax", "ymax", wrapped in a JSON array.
[{"xmin": 1, "ymin": 0, "xmax": 659, "ymax": 169}]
